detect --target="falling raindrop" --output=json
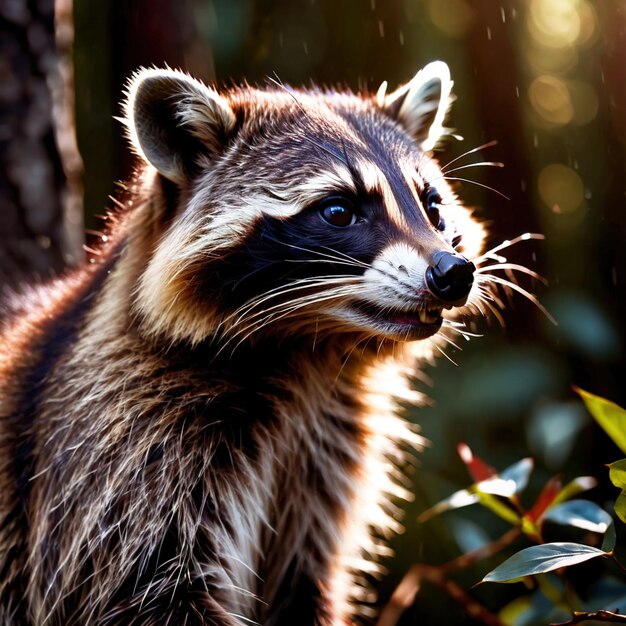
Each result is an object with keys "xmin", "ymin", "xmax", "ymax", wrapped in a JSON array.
[
  {"xmin": 500, "ymin": 6, "xmax": 506, "ymax": 23},
  {"xmin": 378, "ymin": 20, "xmax": 385, "ymax": 37},
  {"xmin": 399, "ymin": 29, "xmax": 404, "ymax": 45},
  {"xmin": 486, "ymin": 26, "xmax": 492, "ymax": 40}
]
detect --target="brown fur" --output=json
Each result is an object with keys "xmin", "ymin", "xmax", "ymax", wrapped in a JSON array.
[{"xmin": 0, "ymin": 64, "xmax": 494, "ymax": 625}]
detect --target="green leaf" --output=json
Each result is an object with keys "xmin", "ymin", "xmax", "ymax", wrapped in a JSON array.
[
  {"xmin": 607, "ymin": 460, "xmax": 626, "ymax": 524},
  {"xmin": 474, "ymin": 491, "xmax": 521, "ymax": 525},
  {"xmin": 482, "ymin": 542, "xmax": 608, "ymax": 584},
  {"xmin": 417, "ymin": 489, "xmax": 479, "ymax": 523},
  {"xmin": 609, "ymin": 459, "xmax": 626, "ymax": 490},
  {"xmin": 500, "ymin": 458, "xmax": 534, "ymax": 495},
  {"xmin": 474, "ymin": 476, "xmax": 518, "ymax": 498},
  {"xmin": 615, "ymin": 492, "xmax": 626, "ymax": 524},
  {"xmin": 542, "ymin": 500, "xmax": 613, "ymax": 534},
  {"xmin": 469, "ymin": 459, "xmax": 534, "ymax": 525},
  {"xmin": 549, "ymin": 475, "xmax": 597, "ymax": 509},
  {"xmin": 542, "ymin": 499, "xmax": 616, "ymax": 551},
  {"xmin": 602, "ymin": 518, "xmax": 617, "ymax": 551},
  {"xmin": 575, "ymin": 387, "xmax": 626, "ymax": 454}
]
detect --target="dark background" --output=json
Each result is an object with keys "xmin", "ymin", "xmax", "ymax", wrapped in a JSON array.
[{"xmin": 6, "ymin": 0, "xmax": 626, "ymax": 623}]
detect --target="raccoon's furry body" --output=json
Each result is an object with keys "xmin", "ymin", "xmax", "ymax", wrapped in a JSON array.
[{"xmin": 0, "ymin": 63, "xmax": 488, "ymax": 625}]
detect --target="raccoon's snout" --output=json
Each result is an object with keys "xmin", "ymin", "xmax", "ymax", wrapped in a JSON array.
[{"xmin": 425, "ymin": 251, "xmax": 475, "ymax": 304}]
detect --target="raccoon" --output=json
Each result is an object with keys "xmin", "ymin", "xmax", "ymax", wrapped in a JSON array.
[{"xmin": 0, "ymin": 62, "xmax": 499, "ymax": 625}]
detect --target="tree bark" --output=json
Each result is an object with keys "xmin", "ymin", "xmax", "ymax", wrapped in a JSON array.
[{"xmin": 0, "ymin": 0, "xmax": 83, "ymax": 291}]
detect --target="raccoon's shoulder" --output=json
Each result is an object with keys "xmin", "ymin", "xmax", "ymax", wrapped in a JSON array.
[{"xmin": 0, "ymin": 236, "xmax": 123, "ymax": 385}]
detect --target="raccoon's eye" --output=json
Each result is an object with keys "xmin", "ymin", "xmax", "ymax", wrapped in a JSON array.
[
  {"xmin": 421, "ymin": 186, "xmax": 445, "ymax": 231},
  {"xmin": 318, "ymin": 198, "xmax": 357, "ymax": 227}
]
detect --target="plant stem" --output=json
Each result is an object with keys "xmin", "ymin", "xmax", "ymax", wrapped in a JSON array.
[
  {"xmin": 376, "ymin": 528, "xmax": 521, "ymax": 626},
  {"xmin": 376, "ymin": 564, "xmax": 507, "ymax": 626},
  {"xmin": 551, "ymin": 610, "xmax": 626, "ymax": 625},
  {"xmin": 441, "ymin": 526, "xmax": 522, "ymax": 573},
  {"xmin": 609, "ymin": 552, "xmax": 626, "ymax": 577}
]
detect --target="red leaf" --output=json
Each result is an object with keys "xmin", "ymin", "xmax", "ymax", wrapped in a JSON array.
[
  {"xmin": 457, "ymin": 442, "xmax": 497, "ymax": 482},
  {"xmin": 527, "ymin": 475, "xmax": 563, "ymax": 522}
]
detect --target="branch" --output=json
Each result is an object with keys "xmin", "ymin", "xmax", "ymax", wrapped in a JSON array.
[
  {"xmin": 440, "ymin": 526, "xmax": 522, "ymax": 574},
  {"xmin": 376, "ymin": 527, "xmax": 521, "ymax": 626},
  {"xmin": 376, "ymin": 564, "xmax": 506, "ymax": 626},
  {"xmin": 552, "ymin": 610, "xmax": 626, "ymax": 625}
]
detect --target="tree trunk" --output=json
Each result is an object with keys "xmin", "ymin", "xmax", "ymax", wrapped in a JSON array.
[{"xmin": 0, "ymin": 0, "xmax": 83, "ymax": 291}]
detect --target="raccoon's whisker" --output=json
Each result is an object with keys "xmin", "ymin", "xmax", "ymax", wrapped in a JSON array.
[
  {"xmin": 474, "ymin": 233, "xmax": 545, "ymax": 264},
  {"xmin": 224, "ymin": 275, "xmax": 357, "ymax": 321},
  {"xmin": 278, "ymin": 241, "xmax": 372, "ymax": 270},
  {"xmin": 466, "ymin": 286, "xmax": 504, "ymax": 325},
  {"xmin": 477, "ymin": 284, "xmax": 507, "ymax": 310},
  {"xmin": 436, "ymin": 333, "xmax": 463, "ymax": 351},
  {"xmin": 439, "ymin": 139, "xmax": 499, "ymax": 173},
  {"xmin": 244, "ymin": 287, "xmax": 357, "ymax": 327},
  {"xmin": 432, "ymin": 341, "xmax": 458, "ymax": 366},
  {"xmin": 443, "ymin": 319, "xmax": 467, "ymax": 327},
  {"xmin": 319, "ymin": 245, "xmax": 374, "ymax": 270},
  {"xmin": 438, "ymin": 160, "xmax": 504, "ymax": 177},
  {"xmin": 476, "ymin": 263, "xmax": 547, "ymax": 285},
  {"xmin": 438, "ymin": 176, "xmax": 510, "ymax": 201},
  {"xmin": 467, "ymin": 284, "xmax": 487, "ymax": 317},
  {"xmin": 481, "ymin": 297, "xmax": 506, "ymax": 326},
  {"xmin": 441, "ymin": 323, "xmax": 472, "ymax": 340},
  {"xmin": 442, "ymin": 321, "xmax": 481, "ymax": 339},
  {"xmin": 222, "ymin": 286, "xmax": 361, "ymax": 353},
  {"xmin": 476, "ymin": 274, "xmax": 556, "ymax": 324},
  {"xmin": 283, "ymin": 259, "xmax": 365, "ymax": 269},
  {"xmin": 225, "ymin": 276, "xmax": 358, "ymax": 326},
  {"xmin": 262, "ymin": 286, "xmax": 359, "ymax": 321}
]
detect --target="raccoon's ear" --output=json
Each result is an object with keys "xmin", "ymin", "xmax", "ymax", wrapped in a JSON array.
[
  {"xmin": 378, "ymin": 61, "xmax": 454, "ymax": 151},
  {"xmin": 123, "ymin": 68, "xmax": 237, "ymax": 186}
]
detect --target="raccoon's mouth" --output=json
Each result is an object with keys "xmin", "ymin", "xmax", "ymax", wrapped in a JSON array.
[{"xmin": 354, "ymin": 302, "xmax": 444, "ymax": 339}]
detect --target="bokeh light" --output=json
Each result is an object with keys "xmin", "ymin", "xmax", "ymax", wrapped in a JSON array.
[
  {"xmin": 426, "ymin": 0, "xmax": 474, "ymax": 38},
  {"xmin": 528, "ymin": 0, "xmax": 586, "ymax": 48},
  {"xmin": 529, "ymin": 75, "xmax": 574, "ymax": 126},
  {"xmin": 537, "ymin": 163, "xmax": 584, "ymax": 215}
]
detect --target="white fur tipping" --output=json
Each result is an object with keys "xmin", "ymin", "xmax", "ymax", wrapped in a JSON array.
[
  {"xmin": 382, "ymin": 61, "xmax": 455, "ymax": 151},
  {"xmin": 123, "ymin": 67, "xmax": 236, "ymax": 185}
]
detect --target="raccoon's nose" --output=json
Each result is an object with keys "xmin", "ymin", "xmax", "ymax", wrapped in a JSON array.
[{"xmin": 425, "ymin": 251, "xmax": 476, "ymax": 303}]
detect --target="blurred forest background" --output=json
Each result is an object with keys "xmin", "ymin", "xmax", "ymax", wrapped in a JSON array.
[{"xmin": 1, "ymin": 0, "xmax": 626, "ymax": 624}]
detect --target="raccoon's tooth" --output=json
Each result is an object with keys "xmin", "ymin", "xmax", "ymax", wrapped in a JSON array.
[{"xmin": 418, "ymin": 310, "xmax": 428, "ymax": 323}]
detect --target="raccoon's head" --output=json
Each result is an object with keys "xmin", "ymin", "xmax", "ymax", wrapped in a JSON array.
[{"xmin": 124, "ymin": 63, "xmax": 488, "ymax": 348}]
